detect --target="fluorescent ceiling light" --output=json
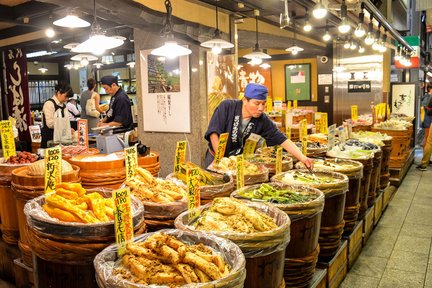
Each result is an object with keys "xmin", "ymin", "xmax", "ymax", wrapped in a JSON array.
[
  {"xmin": 26, "ymin": 50, "xmax": 57, "ymax": 58},
  {"xmin": 53, "ymin": 14, "xmax": 90, "ymax": 28}
]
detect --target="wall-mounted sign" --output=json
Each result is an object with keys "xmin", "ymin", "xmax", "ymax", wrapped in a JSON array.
[{"xmin": 348, "ymin": 81, "xmax": 371, "ymax": 93}]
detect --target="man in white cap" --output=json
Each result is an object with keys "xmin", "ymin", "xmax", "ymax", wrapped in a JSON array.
[{"xmin": 204, "ymin": 83, "xmax": 313, "ymax": 168}]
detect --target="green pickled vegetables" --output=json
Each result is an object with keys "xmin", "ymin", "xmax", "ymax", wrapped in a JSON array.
[{"xmin": 238, "ymin": 183, "xmax": 317, "ymax": 204}]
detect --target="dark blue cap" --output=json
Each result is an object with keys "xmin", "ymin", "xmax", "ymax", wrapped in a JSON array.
[
  {"xmin": 101, "ymin": 75, "xmax": 118, "ymax": 86},
  {"xmin": 244, "ymin": 83, "xmax": 268, "ymax": 100}
]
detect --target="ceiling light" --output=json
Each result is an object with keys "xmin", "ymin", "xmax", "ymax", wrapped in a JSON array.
[
  {"xmin": 379, "ymin": 33, "xmax": 387, "ymax": 52},
  {"xmin": 200, "ymin": 6, "xmax": 234, "ymax": 55},
  {"xmin": 63, "ymin": 42, "xmax": 80, "ymax": 50},
  {"xmin": 151, "ymin": 0, "xmax": 192, "ymax": 58},
  {"xmin": 71, "ymin": 54, "xmax": 98, "ymax": 66},
  {"xmin": 38, "ymin": 66, "xmax": 48, "ymax": 73},
  {"xmin": 286, "ymin": 45, "xmax": 304, "ymax": 54},
  {"xmin": 343, "ymin": 40, "xmax": 350, "ymax": 49},
  {"xmin": 127, "ymin": 61, "xmax": 136, "ymax": 68},
  {"xmin": 338, "ymin": 1, "xmax": 351, "ymax": 34},
  {"xmin": 354, "ymin": 6, "xmax": 366, "ymax": 38},
  {"xmin": 358, "ymin": 45, "xmax": 365, "ymax": 53},
  {"xmin": 350, "ymin": 41, "xmax": 357, "ymax": 50},
  {"xmin": 93, "ymin": 62, "xmax": 103, "ymax": 69},
  {"xmin": 364, "ymin": 17, "xmax": 375, "ymax": 45},
  {"xmin": 243, "ymin": 11, "xmax": 272, "ymax": 62},
  {"xmin": 45, "ymin": 28, "xmax": 55, "ymax": 38},
  {"xmin": 394, "ymin": 46, "xmax": 401, "ymax": 61},
  {"xmin": 80, "ymin": 58, "xmax": 89, "ymax": 66},
  {"xmin": 64, "ymin": 63, "xmax": 73, "ymax": 69},
  {"xmin": 260, "ymin": 63, "xmax": 271, "ymax": 69},
  {"xmin": 323, "ymin": 21, "xmax": 331, "ymax": 42},
  {"xmin": 312, "ymin": 0, "xmax": 327, "ymax": 19},
  {"xmin": 53, "ymin": 13, "xmax": 90, "ymax": 28},
  {"xmin": 303, "ymin": 11, "xmax": 312, "ymax": 32},
  {"xmin": 26, "ymin": 50, "xmax": 57, "ymax": 58}
]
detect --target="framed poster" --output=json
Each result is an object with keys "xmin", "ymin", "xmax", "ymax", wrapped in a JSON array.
[
  {"xmin": 140, "ymin": 49, "xmax": 191, "ymax": 133},
  {"xmin": 390, "ymin": 83, "xmax": 417, "ymax": 117},
  {"xmin": 285, "ymin": 64, "xmax": 311, "ymax": 101},
  {"xmin": 238, "ymin": 63, "xmax": 272, "ymax": 95},
  {"xmin": 207, "ymin": 52, "xmax": 236, "ymax": 119}
]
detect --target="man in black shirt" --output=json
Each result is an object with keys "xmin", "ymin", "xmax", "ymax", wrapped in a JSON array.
[{"xmin": 97, "ymin": 75, "xmax": 133, "ymax": 129}]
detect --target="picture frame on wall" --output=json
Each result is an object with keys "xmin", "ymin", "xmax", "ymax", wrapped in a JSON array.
[
  {"xmin": 285, "ymin": 63, "xmax": 311, "ymax": 101},
  {"xmin": 140, "ymin": 49, "xmax": 191, "ymax": 133},
  {"xmin": 390, "ymin": 82, "xmax": 417, "ymax": 117}
]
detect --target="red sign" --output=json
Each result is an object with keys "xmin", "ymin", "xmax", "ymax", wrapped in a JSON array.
[{"xmin": 4, "ymin": 48, "xmax": 31, "ymax": 144}]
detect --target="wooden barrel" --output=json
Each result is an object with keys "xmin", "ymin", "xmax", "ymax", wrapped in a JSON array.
[
  {"xmin": 368, "ymin": 149, "xmax": 382, "ymax": 207},
  {"xmin": 352, "ymin": 124, "xmax": 372, "ymax": 132},
  {"xmin": 380, "ymin": 138, "xmax": 393, "ymax": 189},
  {"xmin": 25, "ymin": 192, "xmax": 145, "ymax": 288},
  {"xmin": 138, "ymin": 151, "xmax": 160, "ymax": 177},
  {"xmin": 0, "ymin": 161, "xmax": 34, "ymax": 244},
  {"xmin": 175, "ymin": 200, "xmax": 291, "ymax": 288},
  {"xmin": 231, "ymin": 184, "xmax": 324, "ymax": 288},
  {"xmin": 68, "ymin": 154, "xmax": 125, "ymax": 189},
  {"xmin": 356, "ymin": 158, "xmax": 373, "ymax": 220},
  {"xmin": 166, "ymin": 172, "xmax": 235, "ymax": 205},
  {"xmin": 371, "ymin": 128, "xmax": 410, "ymax": 168},
  {"xmin": 271, "ymin": 170, "xmax": 349, "ymax": 260},
  {"xmin": 11, "ymin": 165, "xmax": 81, "ymax": 267}
]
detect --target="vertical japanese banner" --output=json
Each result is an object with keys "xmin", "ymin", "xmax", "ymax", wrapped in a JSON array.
[
  {"xmin": 187, "ymin": 168, "xmax": 201, "ymax": 220},
  {"xmin": 77, "ymin": 119, "xmax": 88, "ymax": 149},
  {"xmin": 236, "ymin": 154, "xmax": 244, "ymax": 189},
  {"xmin": 174, "ymin": 141, "xmax": 187, "ymax": 173},
  {"xmin": 275, "ymin": 147, "xmax": 283, "ymax": 175},
  {"xmin": 351, "ymin": 105, "xmax": 358, "ymax": 122},
  {"xmin": 214, "ymin": 133, "xmax": 228, "ymax": 165},
  {"xmin": 44, "ymin": 146, "xmax": 62, "ymax": 194},
  {"xmin": 0, "ymin": 120, "xmax": 16, "ymax": 160},
  {"xmin": 4, "ymin": 48, "xmax": 31, "ymax": 144},
  {"xmin": 125, "ymin": 145, "xmax": 138, "ymax": 181},
  {"xmin": 113, "ymin": 187, "xmax": 134, "ymax": 256}
]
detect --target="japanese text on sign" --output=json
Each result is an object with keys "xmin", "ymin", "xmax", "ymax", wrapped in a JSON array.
[
  {"xmin": 125, "ymin": 145, "xmax": 138, "ymax": 181},
  {"xmin": 77, "ymin": 119, "xmax": 88, "ymax": 149},
  {"xmin": 299, "ymin": 119, "xmax": 307, "ymax": 140},
  {"xmin": 293, "ymin": 100, "xmax": 298, "ymax": 109},
  {"xmin": 243, "ymin": 133, "xmax": 260, "ymax": 159},
  {"xmin": 174, "ymin": 141, "xmax": 187, "ymax": 173},
  {"xmin": 321, "ymin": 113, "xmax": 328, "ymax": 134},
  {"xmin": 187, "ymin": 168, "xmax": 201, "ymax": 220},
  {"xmin": 113, "ymin": 187, "xmax": 134, "ymax": 256},
  {"xmin": 236, "ymin": 154, "xmax": 244, "ymax": 189},
  {"xmin": 314, "ymin": 112, "xmax": 321, "ymax": 134},
  {"xmin": 44, "ymin": 146, "xmax": 62, "ymax": 194},
  {"xmin": 276, "ymin": 147, "xmax": 283, "ymax": 175},
  {"xmin": 0, "ymin": 120, "xmax": 16, "ymax": 160},
  {"xmin": 351, "ymin": 105, "xmax": 358, "ymax": 122},
  {"xmin": 214, "ymin": 133, "xmax": 228, "ymax": 165}
]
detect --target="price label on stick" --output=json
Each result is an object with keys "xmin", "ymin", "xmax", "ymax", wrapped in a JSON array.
[
  {"xmin": 321, "ymin": 113, "xmax": 328, "ymax": 134},
  {"xmin": 187, "ymin": 168, "xmax": 201, "ymax": 220},
  {"xmin": 287, "ymin": 101, "xmax": 292, "ymax": 110},
  {"xmin": 174, "ymin": 141, "xmax": 187, "ymax": 173},
  {"xmin": 299, "ymin": 119, "xmax": 307, "ymax": 140},
  {"xmin": 348, "ymin": 123, "xmax": 353, "ymax": 139},
  {"xmin": 243, "ymin": 133, "xmax": 260, "ymax": 159},
  {"xmin": 351, "ymin": 105, "xmax": 358, "ymax": 122},
  {"xmin": 338, "ymin": 126, "xmax": 346, "ymax": 145},
  {"xmin": 314, "ymin": 113, "xmax": 321, "ymax": 134},
  {"xmin": 328, "ymin": 124, "xmax": 336, "ymax": 151},
  {"xmin": 214, "ymin": 133, "xmax": 228, "ymax": 165},
  {"xmin": 286, "ymin": 126, "xmax": 291, "ymax": 140},
  {"xmin": 236, "ymin": 154, "xmax": 244, "ymax": 189},
  {"xmin": 276, "ymin": 147, "xmax": 283, "ymax": 175},
  {"xmin": 0, "ymin": 120, "xmax": 16, "ymax": 160},
  {"xmin": 44, "ymin": 146, "xmax": 62, "ymax": 194},
  {"xmin": 125, "ymin": 144, "xmax": 138, "ymax": 181},
  {"xmin": 293, "ymin": 100, "xmax": 298, "ymax": 109},
  {"xmin": 113, "ymin": 187, "xmax": 134, "ymax": 256},
  {"xmin": 77, "ymin": 119, "xmax": 89, "ymax": 149}
]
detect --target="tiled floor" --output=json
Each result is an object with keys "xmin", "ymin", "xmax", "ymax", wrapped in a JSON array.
[{"xmin": 341, "ymin": 164, "xmax": 432, "ymax": 288}]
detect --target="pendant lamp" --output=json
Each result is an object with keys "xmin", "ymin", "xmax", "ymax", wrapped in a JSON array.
[
  {"xmin": 200, "ymin": 6, "xmax": 234, "ymax": 54},
  {"xmin": 53, "ymin": 11, "xmax": 90, "ymax": 28},
  {"xmin": 243, "ymin": 11, "xmax": 271, "ymax": 65},
  {"xmin": 285, "ymin": 21, "xmax": 304, "ymax": 55},
  {"xmin": 151, "ymin": 0, "xmax": 191, "ymax": 58}
]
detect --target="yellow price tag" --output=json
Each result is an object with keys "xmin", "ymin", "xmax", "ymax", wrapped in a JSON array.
[
  {"xmin": 286, "ymin": 126, "xmax": 291, "ymax": 140},
  {"xmin": 236, "ymin": 154, "xmax": 244, "ymax": 189},
  {"xmin": 0, "ymin": 120, "xmax": 16, "ymax": 160},
  {"xmin": 321, "ymin": 113, "xmax": 328, "ymax": 134},
  {"xmin": 351, "ymin": 105, "xmax": 358, "ymax": 122},
  {"xmin": 314, "ymin": 113, "xmax": 321, "ymax": 134},
  {"xmin": 174, "ymin": 141, "xmax": 187, "ymax": 173},
  {"xmin": 287, "ymin": 101, "xmax": 292, "ymax": 110},
  {"xmin": 302, "ymin": 138, "xmax": 308, "ymax": 155},
  {"xmin": 113, "ymin": 187, "xmax": 134, "ymax": 256},
  {"xmin": 275, "ymin": 147, "xmax": 283, "ymax": 175},
  {"xmin": 266, "ymin": 97, "xmax": 273, "ymax": 113},
  {"xmin": 293, "ymin": 100, "xmax": 298, "ymax": 109},
  {"xmin": 125, "ymin": 145, "xmax": 138, "ymax": 181},
  {"xmin": 44, "ymin": 146, "xmax": 62, "ymax": 194},
  {"xmin": 187, "ymin": 168, "xmax": 201, "ymax": 220},
  {"xmin": 77, "ymin": 119, "xmax": 89, "ymax": 149},
  {"xmin": 243, "ymin": 133, "xmax": 260, "ymax": 159},
  {"xmin": 299, "ymin": 119, "xmax": 308, "ymax": 140},
  {"xmin": 214, "ymin": 133, "xmax": 228, "ymax": 164}
]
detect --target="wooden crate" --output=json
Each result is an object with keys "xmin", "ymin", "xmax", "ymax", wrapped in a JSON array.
[
  {"xmin": 389, "ymin": 149, "xmax": 414, "ymax": 187},
  {"xmin": 317, "ymin": 240, "xmax": 347, "ymax": 288},
  {"xmin": 363, "ymin": 206, "xmax": 374, "ymax": 246},
  {"xmin": 343, "ymin": 220, "xmax": 363, "ymax": 270},
  {"xmin": 382, "ymin": 186, "xmax": 397, "ymax": 211},
  {"xmin": 374, "ymin": 192, "xmax": 384, "ymax": 226},
  {"xmin": 13, "ymin": 258, "xmax": 34, "ymax": 288},
  {"xmin": 310, "ymin": 268, "xmax": 327, "ymax": 288}
]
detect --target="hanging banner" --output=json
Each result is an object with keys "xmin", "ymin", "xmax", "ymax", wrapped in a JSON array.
[{"xmin": 4, "ymin": 48, "xmax": 31, "ymax": 144}]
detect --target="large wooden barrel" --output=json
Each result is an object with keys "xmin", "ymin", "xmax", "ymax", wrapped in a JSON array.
[
  {"xmin": 0, "ymin": 160, "xmax": 34, "ymax": 244},
  {"xmin": 24, "ymin": 191, "xmax": 145, "ymax": 288},
  {"xmin": 380, "ymin": 138, "xmax": 393, "ymax": 189},
  {"xmin": 138, "ymin": 151, "xmax": 160, "ymax": 177},
  {"xmin": 352, "ymin": 124, "xmax": 372, "ymax": 132},
  {"xmin": 371, "ymin": 128, "xmax": 410, "ymax": 168},
  {"xmin": 368, "ymin": 149, "xmax": 382, "ymax": 207},
  {"xmin": 68, "ymin": 154, "xmax": 125, "ymax": 189},
  {"xmin": 231, "ymin": 184, "xmax": 324, "ymax": 288},
  {"xmin": 175, "ymin": 200, "xmax": 291, "ymax": 288},
  {"xmin": 11, "ymin": 164, "xmax": 80, "ymax": 267}
]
